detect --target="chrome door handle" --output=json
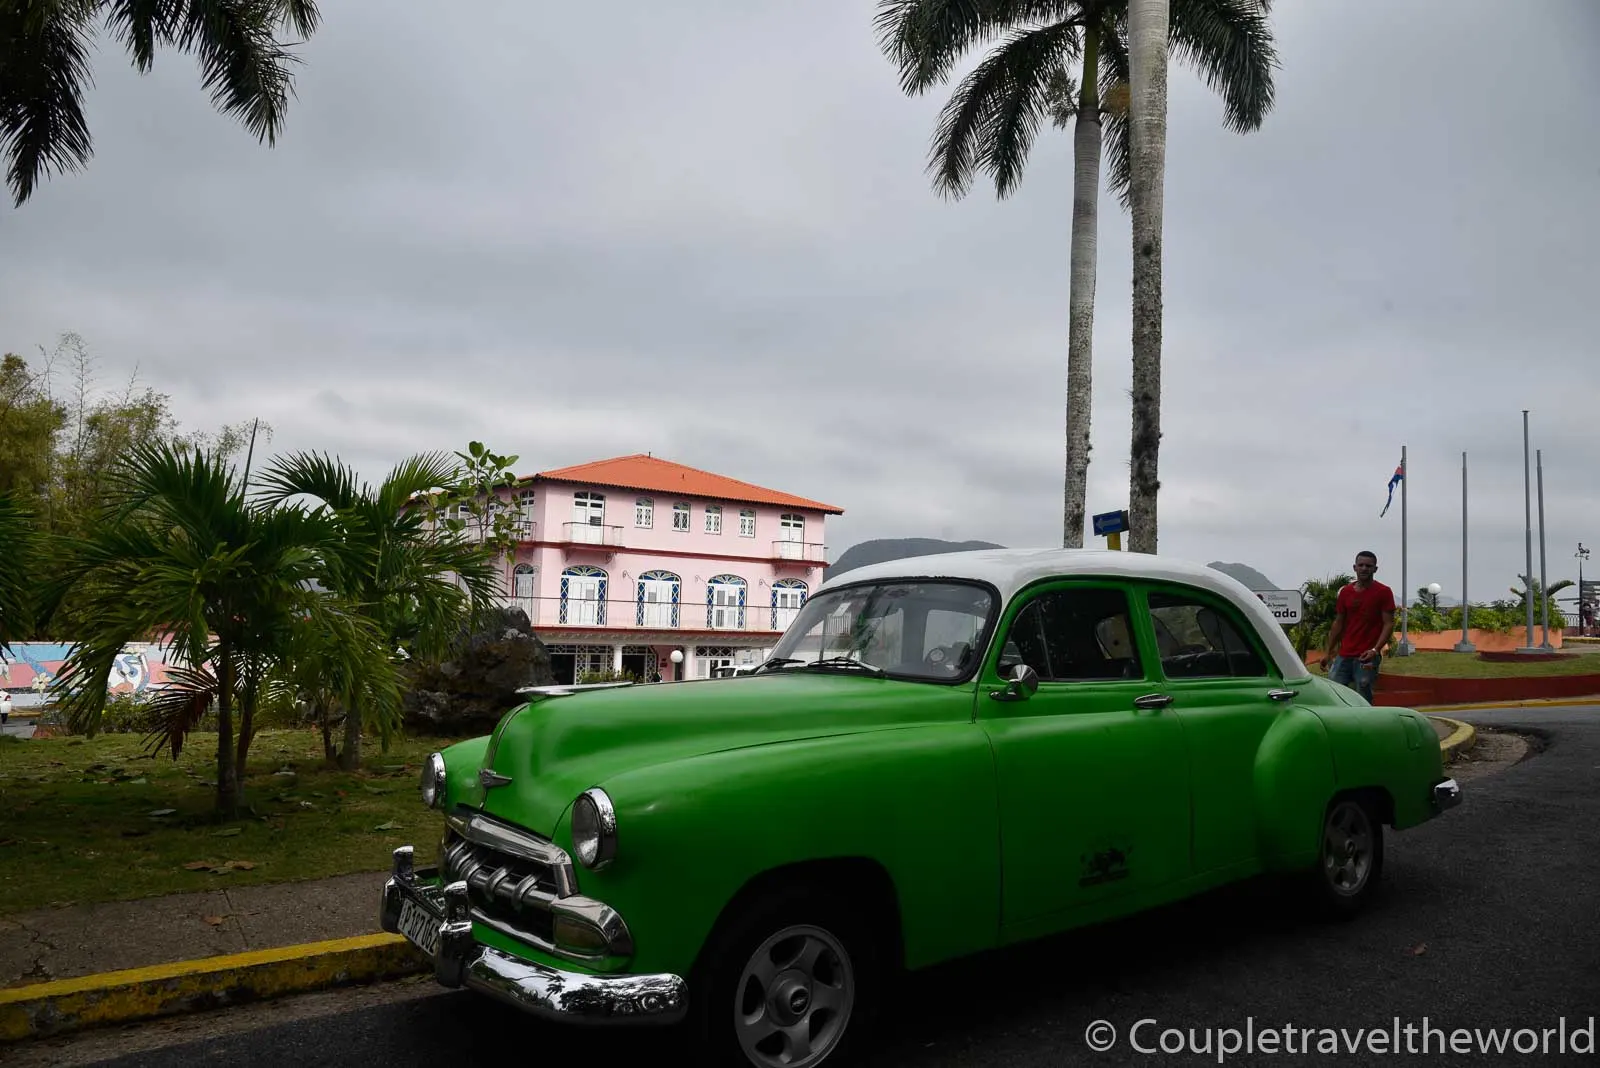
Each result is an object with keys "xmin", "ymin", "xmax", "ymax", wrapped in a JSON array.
[
  {"xmin": 1134, "ymin": 693, "xmax": 1173, "ymax": 711},
  {"xmin": 1267, "ymin": 688, "xmax": 1298, "ymax": 702}
]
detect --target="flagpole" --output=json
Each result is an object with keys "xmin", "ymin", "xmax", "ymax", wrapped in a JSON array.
[
  {"xmin": 1397, "ymin": 444, "xmax": 1411, "ymax": 655},
  {"xmin": 1519, "ymin": 410, "xmax": 1538, "ymax": 653},
  {"xmin": 1537, "ymin": 448, "xmax": 1551, "ymax": 649}
]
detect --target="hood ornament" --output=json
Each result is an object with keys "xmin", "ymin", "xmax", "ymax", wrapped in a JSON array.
[{"xmin": 479, "ymin": 768, "xmax": 512, "ymax": 789}]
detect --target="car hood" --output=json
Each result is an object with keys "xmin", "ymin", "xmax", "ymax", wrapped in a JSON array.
[{"xmin": 468, "ymin": 671, "xmax": 962, "ymax": 832}]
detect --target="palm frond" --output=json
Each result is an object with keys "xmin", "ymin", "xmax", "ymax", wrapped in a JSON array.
[
  {"xmin": 1096, "ymin": 13, "xmax": 1134, "ymax": 208},
  {"xmin": 1169, "ymin": 0, "xmax": 1277, "ymax": 133},
  {"xmin": 272, "ymin": 0, "xmax": 319, "ymax": 39},
  {"xmin": 48, "ymin": 636, "xmax": 123, "ymax": 735},
  {"xmin": 172, "ymin": 0, "xmax": 302, "ymax": 146},
  {"xmin": 1043, "ymin": 65, "xmax": 1078, "ymax": 130},
  {"xmin": 139, "ymin": 662, "xmax": 220, "ymax": 759},
  {"xmin": 0, "ymin": 0, "xmax": 97, "ymax": 206},
  {"xmin": 875, "ymin": 0, "xmax": 1084, "ymax": 95},
  {"xmin": 254, "ymin": 450, "xmax": 363, "ymax": 511},
  {"xmin": 927, "ymin": 20, "xmax": 1082, "ymax": 199},
  {"xmin": 375, "ymin": 451, "xmax": 464, "ymax": 517},
  {"xmin": 104, "ymin": 0, "xmax": 178, "ymax": 72}
]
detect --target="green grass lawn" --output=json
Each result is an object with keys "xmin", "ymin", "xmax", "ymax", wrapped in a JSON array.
[
  {"xmin": 0, "ymin": 728, "xmax": 458, "ymax": 916},
  {"xmin": 1379, "ymin": 646, "xmax": 1600, "ymax": 678}
]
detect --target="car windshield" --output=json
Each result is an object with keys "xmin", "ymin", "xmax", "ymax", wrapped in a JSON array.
[{"xmin": 761, "ymin": 580, "xmax": 995, "ymax": 681}]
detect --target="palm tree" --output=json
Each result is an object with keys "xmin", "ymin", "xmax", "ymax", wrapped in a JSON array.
[
  {"xmin": 875, "ymin": 0, "xmax": 1276, "ymax": 550},
  {"xmin": 1510, "ymin": 577, "xmax": 1572, "ymax": 633},
  {"xmin": 253, "ymin": 450, "xmax": 501, "ymax": 770},
  {"xmin": 38, "ymin": 439, "xmax": 374, "ymax": 814},
  {"xmin": 1126, "ymin": 0, "xmax": 1166, "ymax": 552},
  {"xmin": 1289, "ymin": 572, "xmax": 1352, "ymax": 661},
  {"xmin": 1, "ymin": 0, "xmax": 322, "ymax": 207},
  {"xmin": 1126, "ymin": 0, "xmax": 1273, "ymax": 552}
]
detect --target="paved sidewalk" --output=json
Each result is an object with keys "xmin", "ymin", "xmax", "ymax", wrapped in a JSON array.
[{"xmin": 0, "ymin": 871, "xmax": 389, "ymax": 990}]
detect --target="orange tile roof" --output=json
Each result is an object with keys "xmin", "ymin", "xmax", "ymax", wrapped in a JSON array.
[{"xmin": 526, "ymin": 454, "xmax": 843, "ymax": 514}]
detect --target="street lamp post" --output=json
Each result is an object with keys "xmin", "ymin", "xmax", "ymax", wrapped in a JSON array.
[{"xmin": 1579, "ymin": 543, "xmax": 1592, "ymax": 637}]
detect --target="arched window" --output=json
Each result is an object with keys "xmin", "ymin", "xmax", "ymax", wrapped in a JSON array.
[
  {"xmin": 637, "ymin": 570, "xmax": 681, "ymax": 628},
  {"xmin": 513, "ymin": 564, "xmax": 536, "ymax": 599},
  {"xmin": 706, "ymin": 574, "xmax": 747, "ymax": 629},
  {"xmin": 560, "ymin": 565, "xmax": 608, "ymax": 625},
  {"xmin": 772, "ymin": 578, "xmax": 807, "ymax": 631}
]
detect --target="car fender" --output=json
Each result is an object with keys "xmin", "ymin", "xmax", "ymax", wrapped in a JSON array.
[
  {"xmin": 551, "ymin": 723, "xmax": 1000, "ymax": 979},
  {"xmin": 1252, "ymin": 704, "xmax": 1336, "ymax": 869}
]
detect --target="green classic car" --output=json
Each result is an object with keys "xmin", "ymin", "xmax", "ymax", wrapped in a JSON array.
[{"xmin": 380, "ymin": 548, "xmax": 1460, "ymax": 1066}]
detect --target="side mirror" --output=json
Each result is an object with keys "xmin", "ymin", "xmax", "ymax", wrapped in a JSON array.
[{"xmin": 989, "ymin": 663, "xmax": 1040, "ymax": 702}]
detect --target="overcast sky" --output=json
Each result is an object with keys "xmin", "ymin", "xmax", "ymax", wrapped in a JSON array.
[{"xmin": 3, "ymin": 0, "xmax": 1597, "ymax": 607}]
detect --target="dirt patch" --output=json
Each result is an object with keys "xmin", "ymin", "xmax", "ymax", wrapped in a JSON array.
[{"xmin": 1448, "ymin": 728, "xmax": 1538, "ymax": 783}]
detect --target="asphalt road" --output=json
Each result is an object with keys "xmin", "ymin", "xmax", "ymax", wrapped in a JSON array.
[{"xmin": 19, "ymin": 706, "xmax": 1600, "ymax": 1068}]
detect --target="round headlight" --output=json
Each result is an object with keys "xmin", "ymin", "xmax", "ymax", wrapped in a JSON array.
[
  {"xmin": 420, "ymin": 752, "xmax": 447, "ymax": 809},
  {"xmin": 570, "ymin": 787, "xmax": 617, "ymax": 870}
]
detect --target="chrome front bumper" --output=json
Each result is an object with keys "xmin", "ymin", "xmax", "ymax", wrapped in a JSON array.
[
  {"xmin": 1431, "ymin": 777, "xmax": 1462, "ymax": 812},
  {"xmin": 379, "ymin": 846, "xmax": 687, "ymax": 1025}
]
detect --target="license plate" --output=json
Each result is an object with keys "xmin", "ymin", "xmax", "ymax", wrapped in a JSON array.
[{"xmin": 398, "ymin": 897, "xmax": 441, "ymax": 957}]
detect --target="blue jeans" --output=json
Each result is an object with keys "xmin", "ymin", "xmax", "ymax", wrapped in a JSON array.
[{"xmin": 1328, "ymin": 654, "xmax": 1381, "ymax": 703}]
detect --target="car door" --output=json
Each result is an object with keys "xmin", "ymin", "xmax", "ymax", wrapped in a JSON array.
[
  {"xmin": 1134, "ymin": 581, "xmax": 1292, "ymax": 877},
  {"xmin": 980, "ymin": 580, "xmax": 1193, "ymax": 937}
]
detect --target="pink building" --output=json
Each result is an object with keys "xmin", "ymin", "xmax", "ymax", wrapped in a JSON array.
[{"xmin": 478, "ymin": 454, "xmax": 842, "ymax": 684}]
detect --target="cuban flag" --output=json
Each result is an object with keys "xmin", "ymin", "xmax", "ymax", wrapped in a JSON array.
[{"xmin": 1380, "ymin": 460, "xmax": 1404, "ymax": 517}]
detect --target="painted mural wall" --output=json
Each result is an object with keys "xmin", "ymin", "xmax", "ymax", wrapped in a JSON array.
[{"xmin": 0, "ymin": 641, "xmax": 180, "ymax": 706}]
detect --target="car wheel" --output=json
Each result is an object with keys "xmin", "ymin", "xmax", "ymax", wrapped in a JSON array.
[
  {"xmin": 1310, "ymin": 794, "xmax": 1385, "ymax": 919},
  {"xmin": 690, "ymin": 888, "xmax": 881, "ymax": 1068}
]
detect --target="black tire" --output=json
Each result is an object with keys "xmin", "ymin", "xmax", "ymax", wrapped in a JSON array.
[
  {"xmin": 688, "ymin": 883, "xmax": 884, "ymax": 1068},
  {"xmin": 1306, "ymin": 793, "xmax": 1385, "ymax": 920}
]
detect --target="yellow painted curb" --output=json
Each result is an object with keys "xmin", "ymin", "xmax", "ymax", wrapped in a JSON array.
[
  {"xmin": 1427, "ymin": 716, "xmax": 1477, "ymax": 763},
  {"xmin": 0, "ymin": 932, "xmax": 428, "ymax": 1043}
]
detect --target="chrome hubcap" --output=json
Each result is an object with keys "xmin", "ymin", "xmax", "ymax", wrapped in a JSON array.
[
  {"xmin": 734, "ymin": 924, "xmax": 854, "ymax": 1067},
  {"xmin": 1323, "ymin": 800, "xmax": 1374, "ymax": 896}
]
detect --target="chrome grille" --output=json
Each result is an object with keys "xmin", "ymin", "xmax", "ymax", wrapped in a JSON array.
[{"xmin": 439, "ymin": 811, "xmax": 577, "ymax": 944}]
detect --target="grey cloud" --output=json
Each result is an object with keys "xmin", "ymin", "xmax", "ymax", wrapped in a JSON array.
[{"xmin": 1, "ymin": 0, "xmax": 1596, "ymax": 605}]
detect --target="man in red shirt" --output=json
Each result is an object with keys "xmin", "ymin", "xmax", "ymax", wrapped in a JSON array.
[{"xmin": 1322, "ymin": 550, "xmax": 1396, "ymax": 703}]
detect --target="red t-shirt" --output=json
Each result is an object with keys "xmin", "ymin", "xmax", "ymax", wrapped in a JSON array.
[{"xmin": 1336, "ymin": 581, "xmax": 1396, "ymax": 657}]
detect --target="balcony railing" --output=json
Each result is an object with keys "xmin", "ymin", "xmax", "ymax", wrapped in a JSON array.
[
  {"xmin": 421, "ymin": 517, "xmax": 536, "ymax": 543},
  {"xmin": 773, "ymin": 540, "xmax": 827, "ymax": 562},
  {"xmin": 560, "ymin": 521, "xmax": 625, "ymax": 547},
  {"xmin": 496, "ymin": 595, "xmax": 802, "ymax": 634}
]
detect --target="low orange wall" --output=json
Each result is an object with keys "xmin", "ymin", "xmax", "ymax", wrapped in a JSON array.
[
  {"xmin": 1403, "ymin": 627, "xmax": 1563, "ymax": 651},
  {"xmin": 1304, "ymin": 628, "xmax": 1563, "ymax": 663}
]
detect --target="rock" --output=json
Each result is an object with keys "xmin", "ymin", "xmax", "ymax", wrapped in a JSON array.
[{"xmin": 401, "ymin": 607, "xmax": 555, "ymax": 735}]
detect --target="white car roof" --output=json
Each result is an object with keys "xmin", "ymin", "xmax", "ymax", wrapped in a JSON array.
[{"xmin": 818, "ymin": 548, "xmax": 1310, "ymax": 680}]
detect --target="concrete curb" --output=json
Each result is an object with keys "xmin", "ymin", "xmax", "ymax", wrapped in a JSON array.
[
  {"xmin": 0, "ymin": 933, "xmax": 428, "ymax": 1043},
  {"xmin": 1427, "ymin": 716, "xmax": 1477, "ymax": 764}
]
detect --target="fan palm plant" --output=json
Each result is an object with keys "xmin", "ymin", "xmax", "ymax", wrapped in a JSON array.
[
  {"xmin": 1, "ymin": 0, "xmax": 322, "ymax": 206},
  {"xmin": 876, "ymin": 0, "xmax": 1275, "ymax": 548},
  {"xmin": 253, "ymin": 449, "xmax": 500, "ymax": 769},
  {"xmin": 37, "ymin": 439, "xmax": 371, "ymax": 814}
]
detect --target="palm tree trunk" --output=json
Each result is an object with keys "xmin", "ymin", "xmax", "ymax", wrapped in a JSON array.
[
  {"xmin": 214, "ymin": 647, "xmax": 238, "ymax": 815},
  {"xmin": 1127, "ymin": 0, "xmax": 1170, "ymax": 555},
  {"xmin": 1062, "ymin": 31, "xmax": 1102, "ymax": 550},
  {"xmin": 318, "ymin": 698, "xmax": 336, "ymax": 764},
  {"xmin": 233, "ymin": 668, "xmax": 257, "ymax": 811},
  {"xmin": 339, "ymin": 691, "xmax": 362, "ymax": 771}
]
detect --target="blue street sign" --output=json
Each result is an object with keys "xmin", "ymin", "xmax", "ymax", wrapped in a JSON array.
[{"xmin": 1092, "ymin": 509, "xmax": 1129, "ymax": 536}]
